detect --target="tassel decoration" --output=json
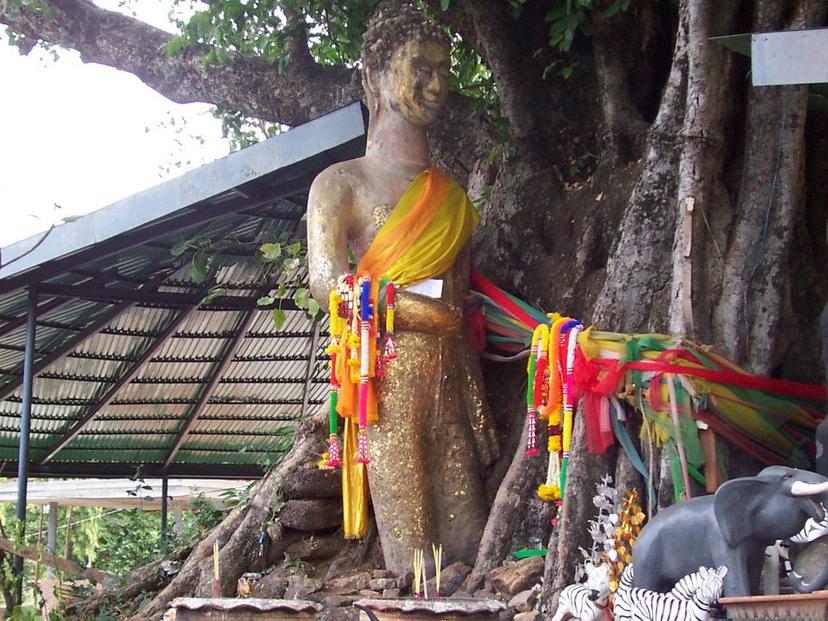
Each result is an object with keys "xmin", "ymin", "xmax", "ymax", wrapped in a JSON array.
[
  {"xmin": 560, "ymin": 322, "xmax": 583, "ymax": 491},
  {"xmin": 383, "ymin": 280, "xmax": 397, "ymax": 363},
  {"xmin": 356, "ymin": 276, "xmax": 372, "ymax": 464}
]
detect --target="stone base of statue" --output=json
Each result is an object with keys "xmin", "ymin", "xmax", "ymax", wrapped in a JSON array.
[
  {"xmin": 719, "ymin": 592, "xmax": 828, "ymax": 621},
  {"xmin": 354, "ymin": 597, "xmax": 505, "ymax": 621},
  {"xmin": 169, "ymin": 598, "xmax": 321, "ymax": 620}
]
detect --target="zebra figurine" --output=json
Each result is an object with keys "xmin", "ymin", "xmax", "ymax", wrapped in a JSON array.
[
  {"xmin": 614, "ymin": 564, "xmax": 727, "ymax": 621},
  {"xmin": 668, "ymin": 566, "xmax": 716, "ymax": 599},
  {"xmin": 550, "ymin": 560, "xmax": 611, "ymax": 621}
]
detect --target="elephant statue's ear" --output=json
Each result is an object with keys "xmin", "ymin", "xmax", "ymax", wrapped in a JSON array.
[{"xmin": 714, "ymin": 478, "xmax": 768, "ymax": 546}]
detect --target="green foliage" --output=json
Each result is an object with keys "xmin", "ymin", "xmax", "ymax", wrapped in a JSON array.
[
  {"xmin": 92, "ymin": 508, "xmax": 161, "ymax": 575},
  {"xmin": 545, "ymin": 0, "xmax": 633, "ymax": 53},
  {"xmin": 185, "ymin": 493, "xmax": 227, "ymax": 537},
  {"xmin": 168, "ymin": 0, "xmax": 378, "ymax": 68},
  {"xmin": 8, "ymin": 605, "xmax": 39, "ymax": 621}
]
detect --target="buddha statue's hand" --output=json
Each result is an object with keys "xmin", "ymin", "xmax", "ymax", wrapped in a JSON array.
[{"xmin": 392, "ymin": 290, "xmax": 463, "ymax": 336}]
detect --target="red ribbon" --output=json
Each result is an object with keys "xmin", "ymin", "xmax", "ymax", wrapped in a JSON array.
[
  {"xmin": 571, "ymin": 348, "xmax": 614, "ymax": 454},
  {"xmin": 590, "ymin": 358, "xmax": 827, "ymax": 401},
  {"xmin": 470, "ymin": 269, "xmax": 541, "ymax": 330}
]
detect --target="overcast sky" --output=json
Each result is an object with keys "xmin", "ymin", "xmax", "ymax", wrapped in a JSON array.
[{"xmin": 0, "ymin": 0, "xmax": 229, "ymax": 248}]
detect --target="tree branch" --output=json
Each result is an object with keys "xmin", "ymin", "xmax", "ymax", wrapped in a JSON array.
[
  {"xmin": 278, "ymin": 2, "xmax": 314, "ymax": 67},
  {"xmin": 456, "ymin": 0, "xmax": 549, "ymax": 160},
  {"xmin": 2, "ymin": 0, "xmax": 361, "ymax": 126}
]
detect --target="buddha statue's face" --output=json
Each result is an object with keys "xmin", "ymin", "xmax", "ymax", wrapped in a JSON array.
[{"xmin": 379, "ymin": 39, "xmax": 450, "ymax": 127}]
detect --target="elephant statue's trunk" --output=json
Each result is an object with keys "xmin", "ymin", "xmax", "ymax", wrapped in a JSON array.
[
  {"xmin": 787, "ymin": 563, "xmax": 828, "ymax": 593},
  {"xmin": 785, "ymin": 516, "xmax": 828, "ymax": 594}
]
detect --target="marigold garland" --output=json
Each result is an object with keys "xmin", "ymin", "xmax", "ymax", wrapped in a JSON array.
[
  {"xmin": 607, "ymin": 489, "xmax": 645, "ymax": 592},
  {"xmin": 321, "ymin": 274, "xmax": 397, "ymax": 470}
]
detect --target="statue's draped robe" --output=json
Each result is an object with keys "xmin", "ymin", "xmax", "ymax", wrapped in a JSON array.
[{"xmin": 332, "ymin": 167, "xmax": 498, "ymax": 567}]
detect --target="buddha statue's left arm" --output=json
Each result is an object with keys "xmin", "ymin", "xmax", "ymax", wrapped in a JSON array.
[{"xmin": 307, "ymin": 168, "xmax": 353, "ymax": 306}]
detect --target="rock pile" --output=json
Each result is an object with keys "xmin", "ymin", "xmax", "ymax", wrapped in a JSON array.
[{"xmin": 245, "ymin": 466, "xmax": 546, "ymax": 620}]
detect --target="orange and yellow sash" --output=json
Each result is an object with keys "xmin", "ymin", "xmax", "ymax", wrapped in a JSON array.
[{"xmin": 334, "ymin": 166, "xmax": 478, "ymax": 538}]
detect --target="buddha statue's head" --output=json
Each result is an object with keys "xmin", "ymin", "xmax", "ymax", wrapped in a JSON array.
[{"xmin": 361, "ymin": 1, "xmax": 451, "ymax": 128}]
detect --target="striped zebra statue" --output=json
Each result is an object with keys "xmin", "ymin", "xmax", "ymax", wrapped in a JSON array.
[
  {"xmin": 549, "ymin": 561, "xmax": 611, "ymax": 621},
  {"xmin": 668, "ymin": 566, "xmax": 718, "ymax": 599},
  {"xmin": 614, "ymin": 564, "xmax": 727, "ymax": 621}
]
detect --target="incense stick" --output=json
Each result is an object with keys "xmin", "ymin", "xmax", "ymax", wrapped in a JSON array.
[
  {"xmin": 431, "ymin": 543, "xmax": 443, "ymax": 597},
  {"xmin": 422, "ymin": 553, "xmax": 428, "ymax": 600},
  {"xmin": 413, "ymin": 549, "xmax": 423, "ymax": 598},
  {"xmin": 212, "ymin": 540, "xmax": 221, "ymax": 597}
]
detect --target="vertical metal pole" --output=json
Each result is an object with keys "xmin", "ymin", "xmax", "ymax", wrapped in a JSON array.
[
  {"xmin": 15, "ymin": 284, "xmax": 37, "ymax": 603},
  {"xmin": 160, "ymin": 475, "xmax": 169, "ymax": 555},
  {"xmin": 46, "ymin": 503, "xmax": 58, "ymax": 579}
]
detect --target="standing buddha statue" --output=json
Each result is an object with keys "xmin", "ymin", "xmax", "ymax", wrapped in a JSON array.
[{"xmin": 307, "ymin": 0, "xmax": 498, "ymax": 574}]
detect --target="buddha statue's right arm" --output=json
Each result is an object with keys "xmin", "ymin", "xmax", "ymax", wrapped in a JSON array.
[{"xmin": 307, "ymin": 169, "xmax": 353, "ymax": 306}]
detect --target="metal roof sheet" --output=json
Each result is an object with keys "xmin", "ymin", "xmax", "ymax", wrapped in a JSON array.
[{"xmin": 0, "ymin": 102, "xmax": 365, "ymax": 479}]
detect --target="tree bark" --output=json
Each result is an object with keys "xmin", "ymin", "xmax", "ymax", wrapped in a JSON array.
[
  {"xmin": 67, "ymin": 544, "xmax": 192, "ymax": 619},
  {"xmin": 465, "ymin": 405, "xmax": 547, "ymax": 592},
  {"xmin": 133, "ymin": 414, "xmax": 325, "ymax": 620},
  {"xmin": 591, "ymin": 1, "xmax": 689, "ymax": 333}
]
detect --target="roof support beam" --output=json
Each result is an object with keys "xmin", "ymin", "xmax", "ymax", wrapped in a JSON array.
[
  {"xmin": 14, "ymin": 285, "xmax": 37, "ymax": 603},
  {"xmin": 38, "ymin": 283, "xmax": 300, "ymax": 311},
  {"xmin": 300, "ymin": 321, "xmax": 321, "ymax": 418},
  {"xmin": 38, "ymin": 305, "xmax": 199, "ymax": 465},
  {"xmin": 162, "ymin": 308, "xmax": 260, "ymax": 468},
  {"xmin": 0, "ymin": 461, "xmax": 266, "ymax": 479}
]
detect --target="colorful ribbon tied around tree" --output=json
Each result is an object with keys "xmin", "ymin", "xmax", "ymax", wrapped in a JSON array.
[{"xmin": 466, "ymin": 271, "xmax": 827, "ymax": 504}]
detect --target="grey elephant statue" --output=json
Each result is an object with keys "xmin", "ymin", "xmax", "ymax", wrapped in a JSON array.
[
  {"xmin": 632, "ymin": 466, "xmax": 828, "ymax": 596},
  {"xmin": 818, "ymin": 300, "xmax": 828, "ymax": 477},
  {"xmin": 784, "ymin": 300, "xmax": 828, "ymax": 592}
]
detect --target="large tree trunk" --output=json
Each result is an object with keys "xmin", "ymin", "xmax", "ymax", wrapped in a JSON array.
[{"xmin": 4, "ymin": 0, "xmax": 826, "ymax": 612}]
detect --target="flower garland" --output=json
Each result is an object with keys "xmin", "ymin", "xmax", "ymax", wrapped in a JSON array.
[
  {"xmin": 536, "ymin": 316, "xmax": 584, "ymax": 502},
  {"xmin": 537, "ymin": 315, "xmax": 566, "ymax": 501},
  {"xmin": 561, "ymin": 321, "xmax": 584, "ymax": 490},
  {"xmin": 324, "ymin": 274, "xmax": 396, "ymax": 468}
]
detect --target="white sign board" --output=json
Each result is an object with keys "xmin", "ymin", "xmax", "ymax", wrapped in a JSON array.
[{"xmin": 752, "ymin": 28, "xmax": 828, "ymax": 86}]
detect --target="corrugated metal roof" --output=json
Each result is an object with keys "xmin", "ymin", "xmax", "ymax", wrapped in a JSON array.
[{"xmin": 0, "ymin": 103, "xmax": 365, "ymax": 479}]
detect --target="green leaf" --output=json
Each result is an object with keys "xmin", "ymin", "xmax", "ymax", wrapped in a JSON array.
[
  {"xmin": 171, "ymin": 238, "xmax": 190, "ymax": 257},
  {"xmin": 440, "ymin": 0, "xmax": 450, "ymax": 10},
  {"xmin": 201, "ymin": 287, "xmax": 227, "ymax": 305},
  {"xmin": 286, "ymin": 241, "xmax": 302, "ymax": 256},
  {"xmin": 260, "ymin": 242, "xmax": 282, "ymax": 260},
  {"xmin": 257, "ymin": 295, "xmax": 275, "ymax": 306},
  {"xmin": 293, "ymin": 287, "xmax": 308, "ymax": 309},
  {"xmin": 191, "ymin": 253, "xmax": 208, "ymax": 284},
  {"xmin": 306, "ymin": 298, "xmax": 320, "ymax": 317},
  {"xmin": 166, "ymin": 36, "xmax": 186, "ymax": 57},
  {"xmin": 271, "ymin": 308, "xmax": 286, "ymax": 330},
  {"xmin": 276, "ymin": 282, "xmax": 287, "ymax": 298},
  {"xmin": 603, "ymin": 0, "xmax": 630, "ymax": 18}
]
